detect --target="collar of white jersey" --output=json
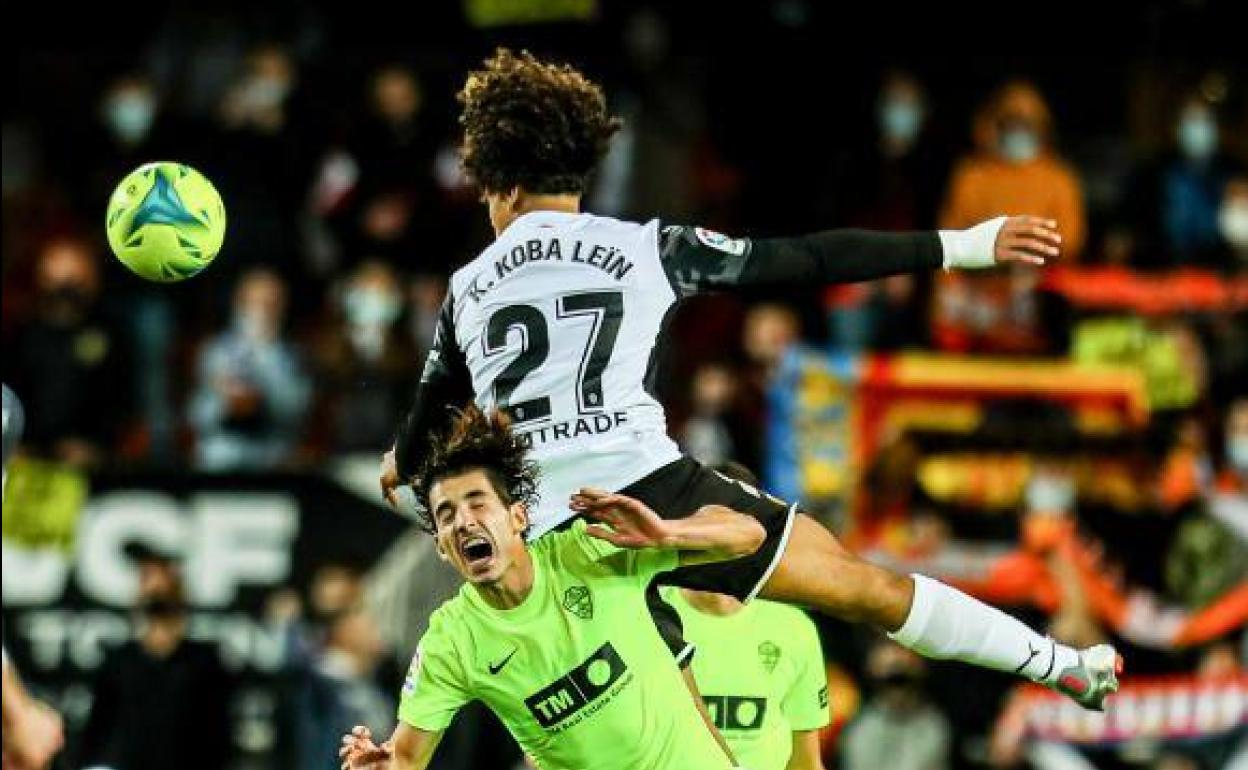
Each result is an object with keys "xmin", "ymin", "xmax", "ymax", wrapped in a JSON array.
[{"xmin": 507, "ymin": 209, "xmax": 590, "ymax": 232}]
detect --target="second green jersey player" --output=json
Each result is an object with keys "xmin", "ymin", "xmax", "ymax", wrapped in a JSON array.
[
  {"xmin": 665, "ymin": 588, "xmax": 830, "ymax": 770},
  {"xmin": 341, "ymin": 407, "xmax": 765, "ymax": 770}
]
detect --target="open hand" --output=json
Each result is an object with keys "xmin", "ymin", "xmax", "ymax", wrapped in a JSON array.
[
  {"xmin": 994, "ymin": 216, "xmax": 1062, "ymax": 266},
  {"xmin": 3, "ymin": 698, "xmax": 62, "ymax": 770},
  {"xmin": 379, "ymin": 448, "xmax": 402, "ymax": 510},
  {"xmin": 570, "ymin": 488, "xmax": 671, "ymax": 549},
  {"xmin": 339, "ymin": 726, "xmax": 392, "ymax": 770}
]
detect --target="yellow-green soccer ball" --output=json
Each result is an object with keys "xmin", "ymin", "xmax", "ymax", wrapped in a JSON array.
[{"xmin": 105, "ymin": 162, "xmax": 226, "ymax": 282}]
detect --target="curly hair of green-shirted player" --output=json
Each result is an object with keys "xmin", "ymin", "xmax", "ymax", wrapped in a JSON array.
[
  {"xmin": 457, "ymin": 47, "xmax": 621, "ymax": 195},
  {"xmin": 409, "ymin": 405, "xmax": 541, "ymax": 535}
]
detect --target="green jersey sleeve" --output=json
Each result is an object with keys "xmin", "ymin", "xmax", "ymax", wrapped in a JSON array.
[
  {"xmin": 564, "ymin": 520, "xmax": 680, "ymax": 584},
  {"xmin": 397, "ymin": 611, "xmax": 472, "ymax": 731},
  {"xmin": 780, "ymin": 608, "xmax": 831, "ymax": 731}
]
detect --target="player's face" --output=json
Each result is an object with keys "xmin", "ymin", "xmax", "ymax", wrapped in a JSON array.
[{"xmin": 429, "ymin": 469, "xmax": 529, "ymax": 584}]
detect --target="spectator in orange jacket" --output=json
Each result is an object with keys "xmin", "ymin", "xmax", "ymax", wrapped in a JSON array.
[
  {"xmin": 931, "ymin": 81, "xmax": 1084, "ymax": 353},
  {"xmin": 940, "ymin": 80, "xmax": 1086, "ymax": 260}
]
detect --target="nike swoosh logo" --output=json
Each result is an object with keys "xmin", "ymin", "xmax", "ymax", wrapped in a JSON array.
[
  {"xmin": 1014, "ymin": 642, "xmax": 1041, "ymax": 674},
  {"xmin": 488, "ymin": 648, "xmax": 518, "ymax": 675}
]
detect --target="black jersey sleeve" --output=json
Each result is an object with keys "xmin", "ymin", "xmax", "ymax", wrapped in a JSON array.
[
  {"xmin": 659, "ymin": 224, "xmax": 943, "ymax": 298},
  {"xmin": 394, "ymin": 293, "xmax": 474, "ymax": 477}
]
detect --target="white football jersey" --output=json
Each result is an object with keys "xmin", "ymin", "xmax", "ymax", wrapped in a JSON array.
[
  {"xmin": 444, "ymin": 210, "xmax": 686, "ymax": 537},
  {"xmin": 404, "ymin": 207, "xmax": 942, "ymax": 533}
]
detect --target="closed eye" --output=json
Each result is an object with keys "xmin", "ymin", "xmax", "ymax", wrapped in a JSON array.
[{"xmin": 435, "ymin": 505, "xmax": 456, "ymax": 527}]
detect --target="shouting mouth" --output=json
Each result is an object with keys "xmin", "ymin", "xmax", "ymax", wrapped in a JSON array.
[{"xmin": 459, "ymin": 533, "xmax": 496, "ymax": 570}]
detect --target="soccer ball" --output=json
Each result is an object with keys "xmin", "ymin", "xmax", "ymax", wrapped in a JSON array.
[{"xmin": 105, "ymin": 161, "xmax": 226, "ymax": 282}]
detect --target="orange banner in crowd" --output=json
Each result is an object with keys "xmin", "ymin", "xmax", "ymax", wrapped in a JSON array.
[
  {"xmin": 1063, "ymin": 535, "xmax": 1248, "ymax": 650},
  {"xmin": 1040, "ymin": 266, "xmax": 1248, "ymax": 314},
  {"xmin": 923, "ymin": 536, "xmax": 1248, "ymax": 650}
]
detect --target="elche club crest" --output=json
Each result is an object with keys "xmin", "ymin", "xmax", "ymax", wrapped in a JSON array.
[
  {"xmin": 562, "ymin": 585, "xmax": 593, "ymax": 619},
  {"xmin": 758, "ymin": 640, "xmax": 781, "ymax": 673}
]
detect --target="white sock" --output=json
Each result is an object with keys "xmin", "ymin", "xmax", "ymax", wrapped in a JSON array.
[{"xmin": 888, "ymin": 574, "xmax": 1079, "ymax": 687}]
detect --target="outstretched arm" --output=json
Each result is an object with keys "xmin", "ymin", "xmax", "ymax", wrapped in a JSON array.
[
  {"xmin": 384, "ymin": 294, "xmax": 474, "ymax": 508},
  {"xmin": 786, "ymin": 730, "xmax": 826, "ymax": 770},
  {"xmin": 569, "ymin": 488, "xmax": 765, "ymax": 566},
  {"xmin": 660, "ymin": 216, "xmax": 1061, "ymax": 295}
]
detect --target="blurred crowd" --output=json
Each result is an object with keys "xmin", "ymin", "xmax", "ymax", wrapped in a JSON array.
[
  {"xmin": 70, "ymin": 544, "xmax": 409, "ymax": 770},
  {"xmin": 4, "ymin": 4, "xmax": 1247, "ymax": 770},
  {"xmin": 3, "ymin": 13, "xmax": 1247, "ymax": 474}
]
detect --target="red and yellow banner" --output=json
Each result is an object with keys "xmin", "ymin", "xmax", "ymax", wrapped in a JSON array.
[{"xmin": 1000, "ymin": 674, "xmax": 1248, "ymax": 745}]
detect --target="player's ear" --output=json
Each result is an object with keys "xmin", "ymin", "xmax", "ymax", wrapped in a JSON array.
[
  {"xmin": 432, "ymin": 525, "xmax": 451, "ymax": 561},
  {"xmin": 509, "ymin": 502, "xmax": 529, "ymax": 534}
]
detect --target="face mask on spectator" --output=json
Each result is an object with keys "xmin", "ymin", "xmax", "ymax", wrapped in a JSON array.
[
  {"xmin": 999, "ymin": 127, "xmax": 1039, "ymax": 163},
  {"xmin": 344, "ymin": 288, "xmax": 401, "ymax": 328},
  {"xmin": 139, "ymin": 595, "xmax": 186, "ymax": 619},
  {"xmin": 242, "ymin": 76, "xmax": 289, "ymax": 112},
  {"xmin": 1025, "ymin": 472, "xmax": 1075, "ymax": 513},
  {"xmin": 880, "ymin": 100, "xmax": 922, "ymax": 145},
  {"xmin": 235, "ymin": 309, "xmax": 273, "ymax": 342},
  {"xmin": 1177, "ymin": 115, "xmax": 1217, "ymax": 161},
  {"xmin": 1218, "ymin": 200, "xmax": 1248, "ymax": 249},
  {"xmin": 873, "ymin": 670, "xmax": 923, "ymax": 690},
  {"xmin": 106, "ymin": 93, "xmax": 155, "ymax": 144},
  {"xmin": 43, "ymin": 283, "xmax": 92, "ymax": 321},
  {"xmin": 1229, "ymin": 436, "xmax": 1248, "ymax": 473}
]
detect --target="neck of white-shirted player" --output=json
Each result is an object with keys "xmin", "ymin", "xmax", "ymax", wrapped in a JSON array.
[
  {"xmin": 513, "ymin": 193, "xmax": 581, "ymax": 217},
  {"xmin": 494, "ymin": 192, "xmax": 582, "ymax": 237}
]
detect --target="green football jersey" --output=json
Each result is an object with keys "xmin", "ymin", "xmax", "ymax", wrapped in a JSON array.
[
  {"xmin": 665, "ymin": 588, "xmax": 830, "ymax": 770},
  {"xmin": 399, "ymin": 520, "xmax": 732, "ymax": 770}
]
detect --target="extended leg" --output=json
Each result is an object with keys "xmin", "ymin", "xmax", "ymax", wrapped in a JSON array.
[{"xmin": 760, "ymin": 515, "xmax": 1120, "ymax": 708}]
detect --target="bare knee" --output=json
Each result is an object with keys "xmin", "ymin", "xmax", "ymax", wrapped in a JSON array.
[{"xmin": 849, "ymin": 558, "xmax": 913, "ymax": 630}]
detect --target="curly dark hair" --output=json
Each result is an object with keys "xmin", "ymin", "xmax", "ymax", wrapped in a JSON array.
[
  {"xmin": 457, "ymin": 48, "xmax": 622, "ymax": 195},
  {"xmin": 410, "ymin": 405, "xmax": 541, "ymax": 535}
]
